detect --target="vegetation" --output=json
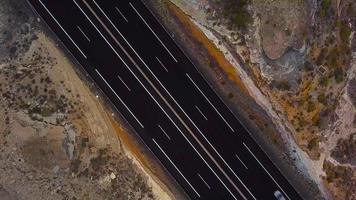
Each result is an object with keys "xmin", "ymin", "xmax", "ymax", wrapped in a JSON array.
[
  {"xmin": 304, "ymin": 61, "xmax": 314, "ymax": 72},
  {"xmin": 273, "ymin": 80, "xmax": 291, "ymax": 91},
  {"xmin": 228, "ymin": 92, "xmax": 234, "ymax": 99},
  {"xmin": 323, "ymin": 160, "xmax": 352, "ymax": 183},
  {"xmin": 312, "ymin": 113, "xmax": 321, "ymax": 127},
  {"xmin": 307, "ymin": 138, "xmax": 319, "ymax": 151},
  {"xmin": 338, "ymin": 21, "xmax": 352, "ymax": 43},
  {"xmin": 218, "ymin": 0, "xmax": 252, "ymax": 30},
  {"xmin": 319, "ymin": 76, "xmax": 329, "ymax": 87},
  {"xmin": 317, "ymin": 93, "xmax": 327, "ymax": 105},
  {"xmin": 307, "ymin": 100, "xmax": 316, "ymax": 112},
  {"xmin": 330, "ymin": 133, "xmax": 356, "ymax": 165},
  {"xmin": 334, "ymin": 67, "xmax": 344, "ymax": 83},
  {"xmin": 320, "ymin": 0, "xmax": 331, "ymax": 17}
]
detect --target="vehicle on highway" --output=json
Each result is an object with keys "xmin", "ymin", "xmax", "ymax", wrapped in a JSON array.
[{"xmin": 274, "ymin": 190, "xmax": 286, "ymax": 200}]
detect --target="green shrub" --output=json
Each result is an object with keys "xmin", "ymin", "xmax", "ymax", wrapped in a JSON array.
[
  {"xmin": 228, "ymin": 92, "xmax": 234, "ymax": 99},
  {"xmin": 275, "ymin": 80, "xmax": 291, "ymax": 91},
  {"xmin": 320, "ymin": 0, "xmax": 331, "ymax": 17},
  {"xmin": 307, "ymin": 138, "xmax": 318, "ymax": 150},
  {"xmin": 312, "ymin": 113, "xmax": 321, "ymax": 127},
  {"xmin": 220, "ymin": 0, "xmax": 251, "ymax": 30},
  {"xmin": 339, "ymin": 22, "xmax": 352, "ymax": 43},
  {"xmin": 317, "ymin": 94, "xmax": 327, "ymax": 105},
  {"xmin": 320, "ymin": 76, "xmax": 329, "ymax": 87},
  {"xmin": 307, "ymin": 100, "xmax": 316, "ymax": 112},
  {"xmin": 304, "ymin": 61, "xmax": 314, "ymax": 71},
  {"xmin": 334, "ymin": 67, "xmax": 344, "ymax": 83}
]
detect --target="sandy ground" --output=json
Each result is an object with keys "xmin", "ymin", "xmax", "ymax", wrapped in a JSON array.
[
  {"xmin": 38, "ymin": 32, "xmax": 174, "ymax": 200},
  {"xmin": 0, "ymin": 7, "xmax": 178, "ymax": 197}
]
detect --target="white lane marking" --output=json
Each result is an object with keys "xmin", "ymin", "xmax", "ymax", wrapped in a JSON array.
[
  {"xmin": 115, "ymin": 6, "xmax": 128, "ymax": 22},
  {"xmin": 82, "ymin": 2, "xmax": 240, "ymax": 199},
  {"xmin": 153, "ymin": 138, "xmax": 201, "ymax": 198},
  {"xmin": 158, "ymin": 125, "xmax": 171, "ymax": 140},
  {"xmin": 77, "ymin": 25, "xmax": 91, "ymax": 42},
  {"xmin": 129, "ymin": 2, "xmax": 178, "ymax": 63},
  {"xmin": 108, "ymin": 21, "xmax": 246, "ymax": 197},
  {"xmin": 243, "ymin": 142, "xmax": 291, "ymax": 200},
  {"xmin": 235, "ymin": 154, "xmax": 248, "ymax": 170},
  {"xmin": 118, "ymin": 75, "xmax": 131, "ymax": 91},
  {"xmin": 38, "ymin": 0, "xmax": 87, "ymax": 58},
  {"xmin": 182, "ymin": 109, "xmax": 257, "ymax": 200},
  {"xmin": 186, "ymin": 74, "xmax": 235, "ymax": 132},
  {"xmin": 155, "ymin": 57, "xmax": 168, "ymax": 72},
  {"xmin": 91, "ymin": 5, "xmax": 241, "ymax": 192},
  {"xmin": 95, "ymin": 69, "xmax": 144, "ymax": 128},
  {"xmin": 132, "ymin": 52, "xmax": 254, "ymax": 199},
  {"xmin": 197, "ymin": 173, "xmax": 211, "ymax": 189},
  {"xmin": 108, "ymin": 2, "xmax": 284, "ymax": 199},
  {"xmin": 195, "ymin": 105, "xmax": 208, "ymax": 120},
  {"xmin": 144, "ymin": 4, "xmax": 294, "ymax": 197}
]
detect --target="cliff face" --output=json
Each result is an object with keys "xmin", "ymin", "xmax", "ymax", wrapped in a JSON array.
[{"xmin": 151, "ymin": 0, "xmax": 356, "ymax": 199}]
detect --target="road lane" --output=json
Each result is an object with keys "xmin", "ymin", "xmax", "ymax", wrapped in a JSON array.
[
  {"xmin": 28, "ymin": 0, "xmax": 303, "ymax": 199},
  {"xmin": 95, "ymin": 1, "xmax": 302, "ymax": 199},
  {"xmin": 82, "ymin": 0, "xmax": 249, "ymax": 198},
  {"xmin": 28, "ymin": 0, "xmax": 243, "ymax": 199}
]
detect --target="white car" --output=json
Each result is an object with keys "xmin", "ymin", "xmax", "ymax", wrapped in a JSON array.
[{"xmin": 274, "ymin": 190, "xmax": 286, "ymax": 200}]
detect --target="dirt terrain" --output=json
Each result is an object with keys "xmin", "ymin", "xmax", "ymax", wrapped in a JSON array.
[{"xmin": 0, "ymin": 0, "xmax": 180, "ymax": 199}]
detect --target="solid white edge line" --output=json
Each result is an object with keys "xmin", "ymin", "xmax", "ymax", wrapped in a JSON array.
[
  {"xmin": 183, "ymin": 109, "xmax": 257, "ymax": 200},
  {"xmin": 77, "ymin": 25, "xmax": 91, "ymax": 42},
  {"xmin": 158, "ymin": 124, "xmax": 171, "ymax": 140},
  {"xmin": 138, "ymin": 2, "xmax": 299, "ymax": 198},
  {"xmin": 132, "ymin": 53, "xmax": 254, "ymax": 200},
  {"xmin": 129, "ymin": 2, "xmax": 178, "ymax": 63},
  {"xmin": 186, "ymin": 73, "xmax": 235, "ymax": 132},
  {"xmin": 95, "ymin": 69, "xmax": 144, "ymax": 128},
  {"xmin": 152, "ymin": 138, "xmax": 201, "ymax": 198},
  {"xmin": 82, "ymin": 2, "xmax": 240, "ymax": 199},
  {"xmin": 155, "ymin": 56, "xmax": 169, "ymax": 72},
  {"xmin": 243, "ymin": 142, "xmax": 291, "ymax": 200},
  {"xmin": 195, "ymin": 105, "xmax": 208, "ymax": 120},
  {"xmin": 112, "ymin": 23, "xmax": 248, "ymax": 198},
  {"xmin": 117, "ymin": 75, "xmax": 131, "ymax": 91},
  {"xmin": 235, "ymin": 154, "xmax": 248, "ymax": 170},
  {"xmin": 115, "ymin": 6, "xmax": 128, "ymax": 22},
  {"xmin": 38, "ymin": 0, "xmax": 87, "ymax": 58},
  {"xmin": 197, "ymin": 173, "xmax": 211, "ymax": 189}
]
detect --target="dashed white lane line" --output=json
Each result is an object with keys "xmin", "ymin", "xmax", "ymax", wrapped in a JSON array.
[
  {"xmin": 129, "ymin": 2, "xmax": 178, "ymax": 63},
  {"xmin": 195, "ymin": 105, "xmax": 208, "ymax": 120},
  {"xmin": 79, "ymin": 1, "xmax": 241, "ymax": 199},
  {"xmin": 197, "ymin": 173, "xmax": 211, "ymax": 189},
  {"xmin": 77, "ymin": 25, "xmax": 91, "ymax": 42},
  {"xmin": 186, "ymin": 74, "xmax": 235, "ymax": 132},
  {"xmin": 243, "ymin": 142, "xmax": 291, "ymax": 200},
  {"xmin": 158, "ymin": 124, "xmax": 171, "ymax": 140},
  {"xmin": 95, "ymin": 69, "xmax": 144, "ymax": 128},
  {"xmin": 115, "ymin": 6, "xmax": 128, "ymax": 22},
  {"xmin": 155, "ymin": 57, "xmax": 169, "ymax": 72},
  {"xmin": 152, "ymin": 138, "xmax": 201, "ymax": 198},
  {"xmin": 38, "ymin": 0, "xmax": 87, "ymax": 58},
  {"xmin": 235, "ymin": 154, "xmax": 248, "ymax": 170},
  {"xmin": 117, "ymin": 75, "xmax": 131, "ymax": 91}
]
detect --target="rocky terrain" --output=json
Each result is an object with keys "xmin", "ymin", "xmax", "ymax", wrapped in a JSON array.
[
  {"xmin": 0, "ymin": 0, "xmax": 177, "ymax": 199},
  {"xmin": 145, "ymin": 0, "xmax": 356, "ymax": 199},
  {"xmin": 1, "ymin": 0, "xmax": 354, "ymax": 199}
]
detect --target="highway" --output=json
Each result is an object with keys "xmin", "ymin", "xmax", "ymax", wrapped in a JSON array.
[{"xmin": 27, "ymin": 0, "xmax": 303, "ymax": 199}]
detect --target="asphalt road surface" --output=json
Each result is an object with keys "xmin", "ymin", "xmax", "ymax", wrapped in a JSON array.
[{"xmin": 27, "ymin": 0, "xmax": 303, "ymax": 199}]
